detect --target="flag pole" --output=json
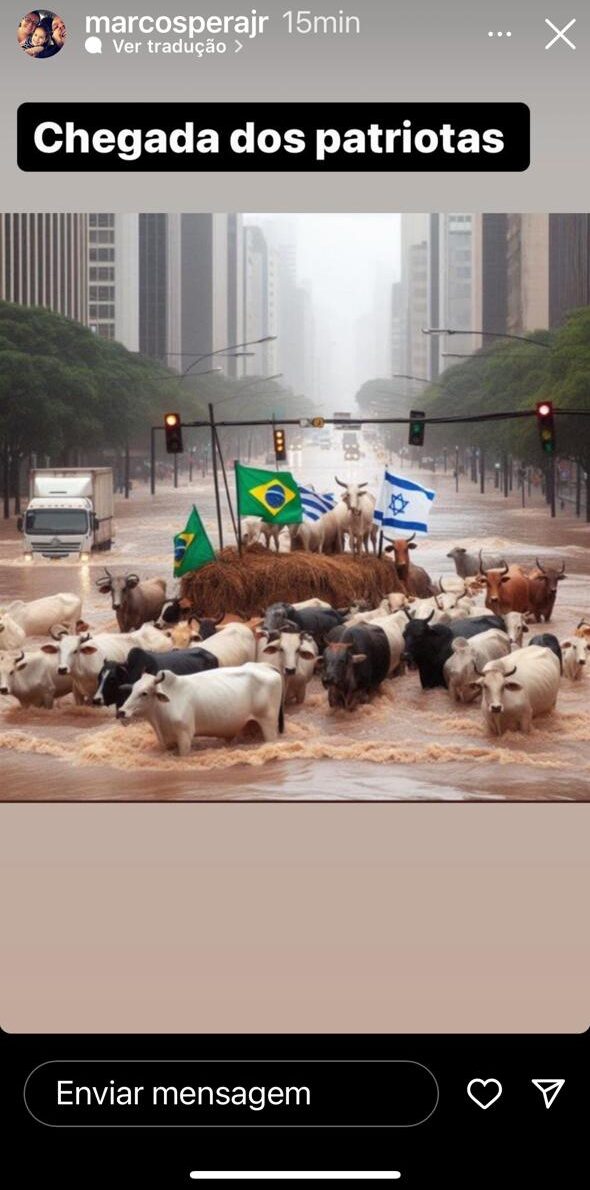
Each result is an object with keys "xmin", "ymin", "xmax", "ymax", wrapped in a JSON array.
[
  {"xmin": 213, "ymin": 423, "xmax": 239, "ymax": 546},
  {"xmin": 209, "ymin": 403, "xmax": 224, "ymax": 551},
  {"xmin": 234, "ymin": 461, "xmax": 243, "ymax": 557},
  {"xmin": 378, "ymin": 529, "xmax": 384, "ymax": 559}
]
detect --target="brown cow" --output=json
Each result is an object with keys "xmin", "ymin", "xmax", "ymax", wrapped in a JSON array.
[
  {"xmin": 479, "ymin": 553, "xmax": 531, "ymax": 615},
  {"xmin": 96, "ymin": 570, "xmax": 167, "ymax": 632},
  {"xmin": 575, "ymin": 618, "xmax": 590, "ymax": 641},
  {"xmin": 383, "ymin": 532, "xmax": 434, "ymax": 597},
  {"xmin": 526, "ymin": 558, "xmax": 566, "ymax": 623}
]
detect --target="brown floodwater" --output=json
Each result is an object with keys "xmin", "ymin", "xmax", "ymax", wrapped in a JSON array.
[{"xmin": 1, "ymin": 450, "xmax": 589, "ymax": 801}]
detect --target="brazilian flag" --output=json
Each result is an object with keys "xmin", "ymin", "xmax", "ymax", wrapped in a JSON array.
[
  {"xmin": 173, "ymin": 506, "xmax": 215, "ymax": 578},
  {"xmin": 235, "ymin": 463, "xmax": 302, "ymax": 524}
]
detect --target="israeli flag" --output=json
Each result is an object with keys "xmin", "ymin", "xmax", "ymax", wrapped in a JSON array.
[
  {"xmin": 299, "ymin": 485, "xmax": 335, "ymax": 522},
  {"xmin": 374, "ymin": 470, "xmax": 435, "ymax": 535}
]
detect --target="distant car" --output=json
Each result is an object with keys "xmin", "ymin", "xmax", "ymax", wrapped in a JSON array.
[{"xmin": 344, "ymin": 444, "xmax": 361, "ymax": 461}]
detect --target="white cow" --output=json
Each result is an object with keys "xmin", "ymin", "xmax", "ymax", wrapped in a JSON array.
[
  {"xmin": 313, "ymin": 508, "xmax": 344, "ymax": 553},
  {"xmin": 116, "ymin": 663, "xmax": 284, "ymax": 755},
  {"xmin": 256, "ymin": 626, "xmax": 319, "ymax": 704},
  {"xmin": 288, "ymin": 521, "xmax": 318, "ymax": 552},
  {"xmin": 193, "ymin": 622, "xmax": 256, "ymax": 668},
  {"xmin": 0, "ymin": 647, "xmax": 73, "ymax": 709},
  {"xmin": 443, "ymin": 629, "xmax": 512, "ymax": 703},
  {"xmin": 344, "ymin": 594, "xmax": 409, "ymax": 627},
  {"xmin": 54, "ymin": 623, "xmax": 170, "ymax": 703},
  {"xmin": 501, "ymin": 611, "xmax": 531, "ymax": 648},
  {"xmin": 478, "ymin": 645, "xmax": 561, "ymax": 736},
  {"xmin": 466, "ymin": 607, "xmax": 530, "ymax": 647},
  {"xmin": 292, "ymin": 599, "xmax": 333, "ymax": 611},
  {"xmin": 561, "ymin": 637, "xmax": 589, "ymax": 681},
  {"xmin": 0, "ymin": 613, "xmax": 26, "ymax": 650},
  {"xmin": 335, "ymin": 479, "xmax": 376, "ymax": 554},
  {"xmin": 2, "ymin": 593, "xmax": 82, "ymax": 636},
  {"xmin": 259, "ymin": 521, "xmax": 282, "ymax": 551},
  {"xmin": 242, "ymin": 516, "xmax": 262, "ymax": 545}
]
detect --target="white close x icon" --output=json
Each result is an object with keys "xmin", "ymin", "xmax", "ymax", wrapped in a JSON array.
[{"xmin": 544, "ymin": 17, "xmax": 577, "ymax": 50}]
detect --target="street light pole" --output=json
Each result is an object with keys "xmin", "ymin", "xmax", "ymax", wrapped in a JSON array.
[
  {"xmin": 177, "ymin": 336, "xmax": 277, "ymax": 384},
  {"xmin": 422, "ymin": 327, "xmax": 552, "ymax": 349}
]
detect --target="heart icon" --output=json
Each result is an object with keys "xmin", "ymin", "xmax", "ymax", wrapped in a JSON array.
[{"xmin": 467, "ymin": 1078, "xmax": 503, "ymax": 1110}]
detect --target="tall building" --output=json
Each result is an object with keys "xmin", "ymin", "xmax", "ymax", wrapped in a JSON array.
[
  {"xmin": 243, "ymin": 224, "xmax": 270, "ymax": 375},
  {"xmin": 390, "ymin": 281, "xmax": 403, "ymax": 376},
  {"xmin": 0, "ymin": 212, "xmax": 88, "ymax": 323},
  {"xmin": 137, "ymin": 213, "xmax": 233, "ymax": 372},
  {"xmin": 138, "ymin": 213, "xmax": 180, "ymax": 364},
  {"xmin": 472, "ymin": 213, "xmax": 590, "ymax": 338},
  {"xmin": 548, "ymin": 214, "xmax": 590, "ymax": 324},
  {"xmin": 88, "ymin": 213, "xmax": 139, "ymax": 349},
  {"xmin": 178, "ymin": 214, "xmax": 229, "ymax": 371},
  {"xmin": 471, "ymin": 214, "xmax": 508, "ymax": 336},
  {"xmin": 435, "ymin": 214, "xmax": 475, "ymax": 371},
  {"xmin": 227, "ymin": 213, "xmax": 245, "ymax": 377},
  {"xmin": 399, "ymin": 214, "xmax": 432, "ymax": 381},
  {"xmin": 506, "ymin": 214, "xmax": 549, "ymax": 334}
]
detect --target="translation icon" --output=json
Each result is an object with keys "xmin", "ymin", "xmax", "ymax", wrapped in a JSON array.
[{"xmin": 531, "ymin": 1079, "xmax": 565, "ymax": 1109}]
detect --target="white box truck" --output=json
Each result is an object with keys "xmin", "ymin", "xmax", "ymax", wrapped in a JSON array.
[{"xmin": 18, "ymin": 468, "xmax": 114, "ymax": 560}]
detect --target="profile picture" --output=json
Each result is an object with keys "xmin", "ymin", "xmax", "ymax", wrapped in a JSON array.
[{"xmin": 17, "ymin": 9, "xmax": 67, "ymax": 58}]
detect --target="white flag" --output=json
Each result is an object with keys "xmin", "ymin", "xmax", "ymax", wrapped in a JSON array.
[{"xmin": 374, "ymin": 470, "xmax": 435, "ymax": 535}]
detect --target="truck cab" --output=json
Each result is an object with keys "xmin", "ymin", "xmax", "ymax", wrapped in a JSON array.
[{"xmin": 20, "ymin": 498, "xmax": 97, "ymax": 560}]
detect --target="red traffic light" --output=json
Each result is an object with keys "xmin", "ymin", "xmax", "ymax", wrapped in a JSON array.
[
  {"xmin": 165, "ymin": 412, "xmax": 180, "ymax": 427},
  {"xmin": 537, "ymin": 402, "xmax": 552, "ymax": 418}
]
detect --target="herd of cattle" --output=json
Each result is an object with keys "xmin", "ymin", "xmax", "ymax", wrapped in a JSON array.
[{"xmin": 0, "ymin": 538, "xmax": 588, "ymax": 757}]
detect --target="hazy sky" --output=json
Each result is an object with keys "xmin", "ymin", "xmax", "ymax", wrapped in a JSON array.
[{"xmin": 249, "ymin": 213, "xmax": 401, "ymax": 401}]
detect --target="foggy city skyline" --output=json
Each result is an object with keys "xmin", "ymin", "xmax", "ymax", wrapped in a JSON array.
[{"xmin": 249, "ymin": 213, "xmax": 400, "ymax": 405}]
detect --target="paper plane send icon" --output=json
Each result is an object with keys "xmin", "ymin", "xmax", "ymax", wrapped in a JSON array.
[{"xmin": 531, "ymin": 1079, "xmax": 565, "ymax": 1109}]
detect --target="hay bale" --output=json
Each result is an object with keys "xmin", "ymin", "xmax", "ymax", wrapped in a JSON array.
[{"xmin": 180, "ymin": 547, "xmax": 402, "ymax": 617}]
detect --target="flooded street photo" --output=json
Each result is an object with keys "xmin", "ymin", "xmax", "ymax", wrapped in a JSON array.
[
  {"xmin": 1, "ymin": 440, "xmax": 589, "ymax": 801},
  {"xmin": 1, "ymin": 210, "xmax": 589, "ymax": 801}
]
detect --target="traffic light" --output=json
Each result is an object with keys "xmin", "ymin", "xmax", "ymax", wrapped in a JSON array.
[
  {"xmin": 273, "ymin": 427, "xmax": 287, "ymax": 461},
  {"xmin": 164, "ymin": 412, "xmax": 183, "ymax": 454},
  {"xmin": 311, "ymin": 416, "xmax": 325, "ymax": 428},
  {"xmin": 536, "ymin": 401, "xmax": 556, "ymax": 454},
  {"xmin": 408, "ymin": 409, "xmax": 425, "ymax": 447}
]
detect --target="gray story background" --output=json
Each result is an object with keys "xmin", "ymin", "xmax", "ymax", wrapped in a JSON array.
[{"xmin": 1, "ymin": 0, "xmax": 587, "ymax": 210}]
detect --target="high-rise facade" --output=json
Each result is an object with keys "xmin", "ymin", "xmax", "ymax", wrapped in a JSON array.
[
  {"xmin": 0, "ymin": 212, "xmax": 88, "ymax": 324},
  {"xmin": 88, "ymin": 213, "xmax": 139, "ymax": 349},
  {"xmin": 435, "ymin": 213, "xmax": 475, "ymax": 371},
  {"xmin": 399, "ymin": 214, "xmax": 432, "ymax": 381},
  {"xmin": 472, "ymin": 213, "xmax": 590, "ymax": 338}
]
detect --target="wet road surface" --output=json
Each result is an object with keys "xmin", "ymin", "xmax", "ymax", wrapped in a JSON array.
[{"xmin": 1, "ymin": 442, "xmax": 589, "ymax": 801}]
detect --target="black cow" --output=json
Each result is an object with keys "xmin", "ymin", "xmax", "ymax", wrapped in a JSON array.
[
  {"xmin": 320, "ymin": 624, "xmax": 391, "ymax": 710},
  {"xmin": 528, "ymin": 632, "xmax": 563, "ymax": 674},
  {"xmin": 403, "ymin": 612, "xmax": 505, "ymax": 689},
  {"xmin": 262, "ymin": 602, "xmax": 344, "ymax": 651},
  {"xmin": 92, "ymin": 646, "xmax": 218, "ymax": 709}
]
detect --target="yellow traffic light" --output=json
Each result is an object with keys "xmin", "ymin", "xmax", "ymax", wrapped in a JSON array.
[{"xmin": 273, "ymin": 427, "xmax": 287, "ymax": 461}]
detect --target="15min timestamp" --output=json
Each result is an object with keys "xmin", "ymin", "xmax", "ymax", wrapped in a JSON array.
[{"xmin": 282, "ymin": 10, "xmax": 361, "ymax": 36}]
